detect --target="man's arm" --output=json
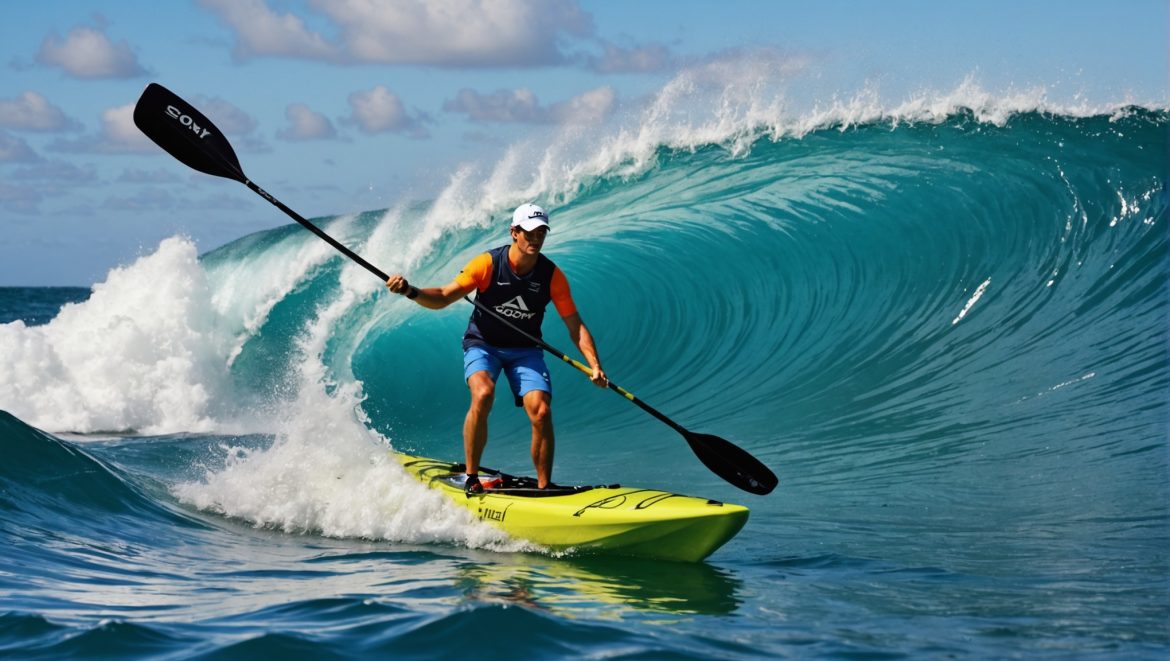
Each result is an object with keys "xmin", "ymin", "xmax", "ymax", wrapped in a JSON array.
[
  {"xmin": 386, "ymin": 275, "xmax": 473, "ymax": 310},
  {"xmin": 386, "ymin": 253, "xmax": 489, "ymax": 309},
  {"xmin": 562, "ymin": 313, "xmax": 608, "ymax": 388}
]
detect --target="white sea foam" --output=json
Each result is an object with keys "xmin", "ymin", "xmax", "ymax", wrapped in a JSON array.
[
  {"xmin": 172, "ymin": 406, "xmax": 519, "ymax": 549},
  {"xmin": 172, "ymin": 283, "xmax": 525, "ymax": 550},
  {"xmin": 953, "ymin": 278, "xmax": 992, "ymax": 325},
  {"xmin": 0, "ymin": 230, "xmax": 361, "ymax": 435},
  {"xmin": 0, "ymin": 237, "xmax": 229, "ymax": 434}
]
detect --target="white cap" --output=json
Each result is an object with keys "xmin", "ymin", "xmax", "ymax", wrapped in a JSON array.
[{"xmin": 511, "ymin": 203, "xmax": 550, "ymax": 232}]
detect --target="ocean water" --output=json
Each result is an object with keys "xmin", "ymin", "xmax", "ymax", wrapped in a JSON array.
[{"xmin": 1, "ymin": 87, "xmax": 1168, "ymax": 657}]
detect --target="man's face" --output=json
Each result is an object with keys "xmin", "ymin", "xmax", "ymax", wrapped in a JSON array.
[{"xmin": 512, "ymin": 226, "xmax": 548, "ymax": 254}]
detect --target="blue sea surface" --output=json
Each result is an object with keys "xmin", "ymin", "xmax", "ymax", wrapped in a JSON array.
[
  {"xmin": 1, "ymin": 107, "xmax": 1168, "ymax": 658},
  {"xmin": 0, "ymin": 287, "xmax": 89, "ymax": 326}
]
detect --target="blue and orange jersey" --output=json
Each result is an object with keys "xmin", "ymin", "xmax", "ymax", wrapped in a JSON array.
[
  {"xmin": 455, "ymin": 250, "xmax": 578, "ymax": 318},
  {"xmin": 457, "ymin": 246, "xmax": 578, "ymax": 350}
]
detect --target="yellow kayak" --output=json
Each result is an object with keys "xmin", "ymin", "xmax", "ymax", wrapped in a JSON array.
[{"xmin": 395, "ymin": 452, "xmax": 749, "ymax": 562}]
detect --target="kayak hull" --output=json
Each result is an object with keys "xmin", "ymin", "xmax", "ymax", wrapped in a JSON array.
[{"xmin": 395, "ymin": 453, "xmax": 749, "ymax": 562}]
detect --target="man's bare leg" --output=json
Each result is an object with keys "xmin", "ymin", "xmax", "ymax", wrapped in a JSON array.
[
  {"xmin": 523, "ymin": 390, "xmax": 554, "ymax": 488},
  {"xmin": 464, "ymin": 371, "xmax": 495, "ymax": 475}
]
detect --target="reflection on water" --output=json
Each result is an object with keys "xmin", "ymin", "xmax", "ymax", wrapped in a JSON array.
[{"xmin": 452, "ymin": 551, "xmax": 742, "ymax": 617}]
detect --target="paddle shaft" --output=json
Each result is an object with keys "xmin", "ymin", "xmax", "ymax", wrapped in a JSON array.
[{"xmin": 245, "ymin": 179, "xmax": 391, "ymax": 282}]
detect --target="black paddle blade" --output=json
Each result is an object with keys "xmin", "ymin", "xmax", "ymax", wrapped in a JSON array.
[
  {"xmin": 684, "ymin": 432, "xmax": 778, "ymax": 495},
  {"xmin": 133, "ymin": 82, "xmax": 245, "ymax": 183}
]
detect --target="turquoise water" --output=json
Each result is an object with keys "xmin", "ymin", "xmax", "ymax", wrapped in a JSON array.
[{"xmin": 1, "ymin": 107, "xmax": 1167, "ymax": 657}]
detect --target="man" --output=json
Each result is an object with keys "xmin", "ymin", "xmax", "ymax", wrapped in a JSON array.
[{"xmin": 386, "ymin": 203, "xmax": 608, "ymax": 494}]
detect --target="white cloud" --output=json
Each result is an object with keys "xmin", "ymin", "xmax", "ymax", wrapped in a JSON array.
[
  {"xmin": 199, "ymin": 0, "xmax": 594, "ymax": 67},
  {"xmin": 587, "ymin": 41, "xmax": 675, "ymax": 74},
  {"xmin": 276, "ymin": 104, "xmax": 337, "ymax": 141},
  {"xmin": 0, "ymin": 131, "xmax": 39, "ymax": 162},
  {"xmin": 315, "ymin": 0, "xmax": 592, "ymax": 66},
  {"xmin": 36, "ymin": 25, "xmax": 148, "ymax": 79},
  {"xmin": 47, "ymin": 103, "xmax": 157, "ymax": 154},
  {"xmin": 443, "ymin": 86, "xmax": 615, "ymax": 124},
  {"xmin": 552, "ymin": 86, "xmax": 616, "ymax": 122},
  {"xmin": 0, "ymin": 92, "xmax": 79, "ymax": 132},
  {"xmin": 98, "ymin": 104, "xmax": 156, "ymax": 152},
  {"xmin": 444, "ymin": 88, "xmax": 544, "ymax": 123},
  {"xmin": 345, "ymin": 85, "xmax": 427, "ymax": 137},
  {"xmin": 199, "ymin": 0, "xmax": 338, "ymax": 61}
]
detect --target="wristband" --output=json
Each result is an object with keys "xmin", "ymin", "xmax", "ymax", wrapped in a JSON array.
[{"xmin": 406, "ymin": 286, "xmax": 420, "ymax": 300}]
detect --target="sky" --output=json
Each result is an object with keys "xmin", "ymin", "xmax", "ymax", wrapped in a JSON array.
[{"xmin": 1, "ymin": 0, "xmax": 1166, "ymax": 286}]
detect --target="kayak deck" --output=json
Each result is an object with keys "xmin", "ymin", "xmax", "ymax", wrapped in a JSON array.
[{"xmin": 395, "ymin": 452, "xmax": 749, "ymax": 562}]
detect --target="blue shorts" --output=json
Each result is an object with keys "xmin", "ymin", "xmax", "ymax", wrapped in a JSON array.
[{"xmin": 464, "ymin": 345, "xmax": 552, "ymax": 407}]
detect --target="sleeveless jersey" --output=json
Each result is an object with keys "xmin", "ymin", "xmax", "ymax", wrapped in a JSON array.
[{"xmin": 463, "ymin": 245, "xmax": 556, "ymax": 350}]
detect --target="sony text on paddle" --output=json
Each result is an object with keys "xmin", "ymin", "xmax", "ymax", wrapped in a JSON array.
[{"xmin": 165, "ymin": 105, "xmax": 211, "ymax": 139}]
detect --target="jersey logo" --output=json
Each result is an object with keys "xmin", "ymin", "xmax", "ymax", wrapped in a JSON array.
[
  {"xmin": 494, "ymin": 295, "xmax": 536, "ymax": 320},
  {"xmin": 501, "ymin": 296, "xmax": 529, "ymax": 311}
]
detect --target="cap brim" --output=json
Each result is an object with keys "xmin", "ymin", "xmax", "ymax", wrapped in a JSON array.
[{"xmin": 514, "ymin": 218, "xmax": 550, "ymax": 232}]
